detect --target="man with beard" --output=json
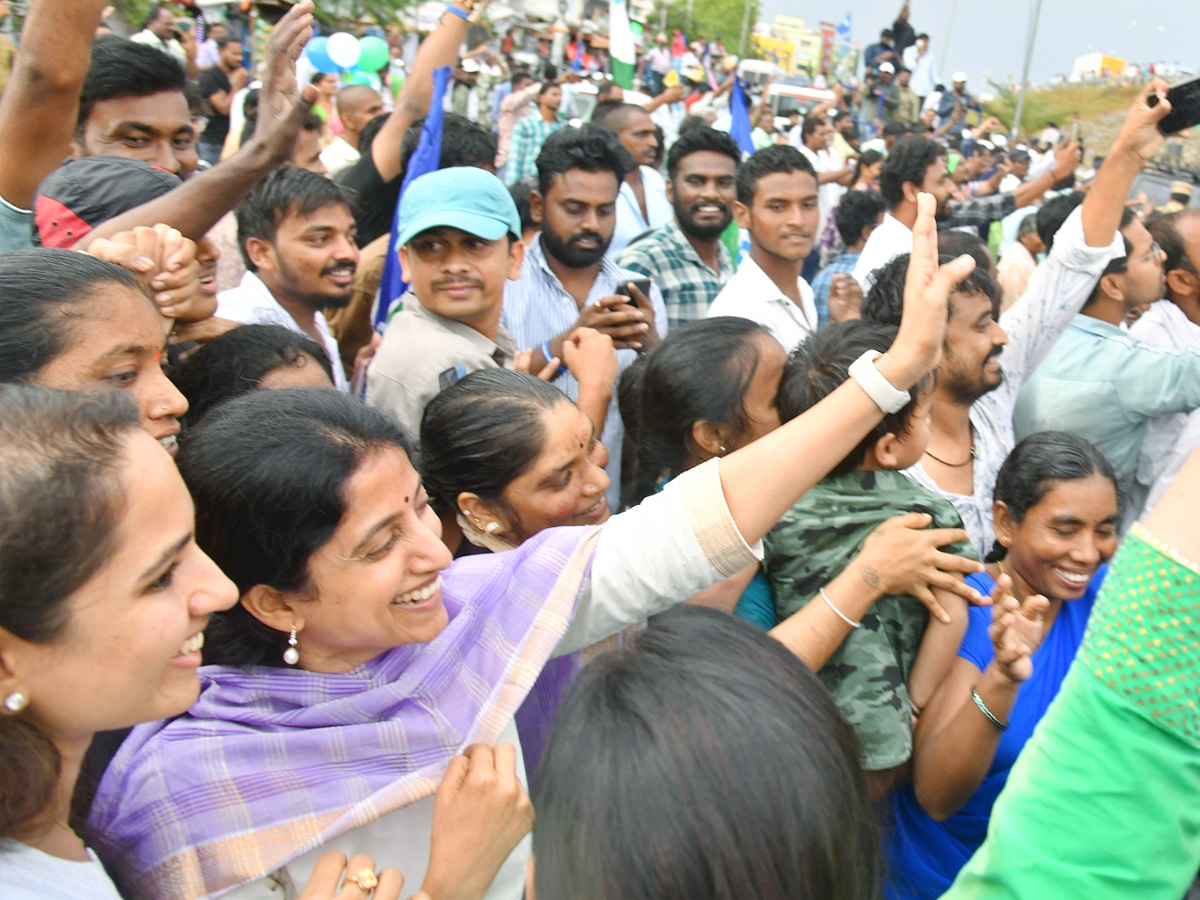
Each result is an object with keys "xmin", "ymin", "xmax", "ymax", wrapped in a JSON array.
[
  {"xmin": 592, "ymin": 102, "xmax": 673, "ymax": 257},
  {"xmin": 706, "ymin": 145, "xmax": 820, "ymax": 353},
  {"xmin": 616, "ymin": 126, "xmax": 738, "ymax": 326},
  {"xmin": 1013, "ymin": 203, "xmax": 1197, "ymax": 502},
  {"xmin": 219, "ymin": 167, "xmax": 357, "ymax": 390},
  {"xmin": 503, "ymin": 126, "xmax": 668, "ymax": 505},
  {"xmin": 860, "ymin": 85, "xmax": 1168, "ymax": 553},
  {"xmin": 853, "ymin": 135, "xmax": 1081, "ymax": 291}
]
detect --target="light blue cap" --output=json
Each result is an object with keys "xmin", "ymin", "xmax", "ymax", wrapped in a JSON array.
[{"xmin": 397, "ymin": 167, "xmax": 522, "ymax": 247}]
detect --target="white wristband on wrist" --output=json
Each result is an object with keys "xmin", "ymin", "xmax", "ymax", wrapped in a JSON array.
[{"xmin": 847, "ymin": 349, "xmax": 910, "ymax": 414}]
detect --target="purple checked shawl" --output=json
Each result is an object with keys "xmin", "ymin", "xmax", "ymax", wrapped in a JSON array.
[{"xmin": 86, "ymin": 525, "xmax": 600, "ymax": 900}]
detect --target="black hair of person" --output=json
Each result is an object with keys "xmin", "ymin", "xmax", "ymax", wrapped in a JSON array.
[
  {"xmin": 234, "ymin": 166, "xmax": 353, "ymax": 271},
  {"xmin": 398, "ymin": 112, "xmax": 497, "ymax": 184},
  {"xmin": 985, "ymin": 431, "xmax": 1119, "ymax": 563},
  {"xmin": 1035, "ymin": 191, "xmax": 1084, "ymax": 253},
  {"xmin": 535, "ymin": 124, "xmax": 628, "ymax": 198},
  {"xmin": 1147, "ymin": 210, "xmax": 1200, "ymax": 277},
  {"xmin": 665, "ymin": 125, "xmax": 740, "ymax": 180},
  {"xmin": 170, "ymin": 324, "xmax": 335, "ymax": 429},
  {"xmin": 0, "ymin": 249, "xmax": 143, "ymax": 383},
  {"xmin": 213, "ymin": 34, "xmax": 241, "ymax": 51},
  {"xmin": 1016, "ymin": 211, "xmax": 1039, "ymax": 241},
  {"xmin": 589, "ymin": 100, "xmax": 639, "ymax": 132},
  {"xmin": 511, "ymin": 71, "xmax": 533, "ymax": 90},
  {"xmin": 862, "ymin": 252, "xmax": 999, "ymax": 326},
  {"xmin": 779, "ymin": 321, "xmax": 930, "ymax": 477},
  {"xmin": 596, "ymin": 80, "xmax": 622, "ymax": 102},
  {"xmin": 937, "ymin": 231, "xmax": 999, "ymax": 305},
  {"xmin": 735, "ymin": 144, "xmax": 817, "ymax": 206},
  {"xmin": 800, "ymin": 112, "xmax": 828, "ymax": 141},
  {"xmin": 853, "ymin": 148, "xmax": 884, "ymax": 182},
  {"xmin": 878, "ymin": 136, "xmax": 945, "ymax": 210},
  {"xmin": 419, "ymin": 368, "xmax": 571, "ymax": 516},
  {"xmin": 1082, "ymin": 207, "xmax": 1136, "ymax": 308},
  {"xmin": 627, "ymin": 318, "xmax": 772, "ymax": 504},
  {"xmin": 352, "ymin": 112, "xmax": 389, "ymax": 158},
  {"xmin": 882, "ymin": 122, "xmax": 909, "ymax": 140},
  {"xmin": 78, "ymin": 36, "xmax": 187, "ymax": 134},
  {"xmin": 141, "ymin": 4, "xmax": 171, "ymax": 28},
  {"xmin": 533, "ymin": 605, "xmax": 882, "ymax": 900},
  {"xmin": 537, "ymin": 80, "xmax": 561, "ymax": 97},
  {"xmin": 835, "ymin": 189, "xmax": 886, "ymax": 248},
  {"xmin": 180, "ymin": 389, "xmax": 412, "ymax": 667},
  {"xmin": 509, "ymin": 177, "xmax": 538, "ymax": 234},
  {"xmin": 0, "ymin": 386, "xmax": 139, "ymax": 839}
]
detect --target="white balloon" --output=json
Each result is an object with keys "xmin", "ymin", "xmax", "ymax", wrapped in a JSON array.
[{"xmin": 327, "ymin": 32, "xmax": 361, "ymax": 70}]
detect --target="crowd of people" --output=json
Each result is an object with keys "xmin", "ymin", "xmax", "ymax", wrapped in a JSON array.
[{"xmin": 2, "ymin": 1, "xmax": 1200, "ymax": 900}]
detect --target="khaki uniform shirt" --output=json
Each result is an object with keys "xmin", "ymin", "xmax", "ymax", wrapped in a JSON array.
[{"xmin": 366, "ymin": 297, "xmax": 517, "ymax": 441}]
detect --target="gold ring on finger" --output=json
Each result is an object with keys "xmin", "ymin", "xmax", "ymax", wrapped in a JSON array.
[{"xmin": 347, "ymin": 869, "xmax": 379, "ymax": 892}]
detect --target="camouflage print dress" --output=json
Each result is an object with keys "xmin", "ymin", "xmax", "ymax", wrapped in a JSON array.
[{"xmin": 764, "ymin": 468, "xmax": 980, "ymax": 771}]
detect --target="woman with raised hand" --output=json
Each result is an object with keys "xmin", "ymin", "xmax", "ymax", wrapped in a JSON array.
[
  {"xmin": 528, "ymin": 431, "xmax": 1200, "ymax": 900},
  {"xmin": 886, "ymin": 432, "xmax": 1120, "ymax": 899},
  {"xmin": 86, "ymin": 194, "xmax": 974, "ymax": 900},
  {"xmin": 942, "ymin": 413, "xmax": 1200, "ymax": 899}
]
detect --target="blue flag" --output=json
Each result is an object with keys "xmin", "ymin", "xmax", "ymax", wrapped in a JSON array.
[
  {"xmin": 729, "ymin": 75, "xmax": 755, "ymax": 157},
  {"xmin": 375, "ymin": 65, "xmax": 452, "ymax": 333},
  {"xmin": 836, "ymin": 11, "xmax": 852, "ymax": 66}
]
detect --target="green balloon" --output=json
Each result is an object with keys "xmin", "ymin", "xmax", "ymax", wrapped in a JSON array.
[
  {"xmin": 357, "ymin": 35, "xmax": 389, "ymax": 73},
  {"xmin": 349, "ymin": 71, "xmax": 382, "ymax": 90}
]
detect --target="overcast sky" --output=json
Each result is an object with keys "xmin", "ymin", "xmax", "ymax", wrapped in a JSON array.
[{"xmin": 754, "ymin": 0, "xmax": 1200, "ymax": 89}]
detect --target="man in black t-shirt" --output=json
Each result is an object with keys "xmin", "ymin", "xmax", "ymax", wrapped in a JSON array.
[{"xmin": 197, "ymin": 35, "xmax": 246, "ymax": 164}]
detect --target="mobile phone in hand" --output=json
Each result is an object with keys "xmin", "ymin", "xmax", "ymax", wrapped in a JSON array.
[
  {"xmin": 616, "ymin": 279, "xmax": 652, "ymax": 307},
  {"xmin": 1153, "ymin": 75, "xmax": 1200, "ymax": 134}
]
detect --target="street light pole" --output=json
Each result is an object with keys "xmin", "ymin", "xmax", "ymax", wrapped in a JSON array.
[
  {"xmin": 1011, "ymin": 0, "xmax": 1045, "ymax": 138},
  {"xmin": 738, "ymin": 0, "xmax": 752, "ymax": 55},
  {"xmin": 938, "ymin": 0, "xmax": 957, "ymax": 75}
]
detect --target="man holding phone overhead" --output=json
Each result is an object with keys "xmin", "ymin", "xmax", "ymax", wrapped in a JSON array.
[{"xmin": 503, "ymin": 125, "xmax": 668, "ymax": 507}]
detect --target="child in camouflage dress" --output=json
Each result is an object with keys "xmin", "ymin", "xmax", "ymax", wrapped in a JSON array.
[{"xmin": 765, "ymin": 322, "xmax": 980, "ymax": 784}]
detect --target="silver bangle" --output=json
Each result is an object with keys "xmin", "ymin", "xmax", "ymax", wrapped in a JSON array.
[
  {"xmin": 971, "ymin": 687, "xmax": 1008, "ymax": 732},
  {"xmin": 820, "ymin": 586, "xmax": 861, "ymax": 629}
]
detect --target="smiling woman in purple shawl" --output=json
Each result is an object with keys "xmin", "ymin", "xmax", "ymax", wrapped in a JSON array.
[{"xmin": 85, "ymin": 198, "xmax": 972, "ymax": 900}]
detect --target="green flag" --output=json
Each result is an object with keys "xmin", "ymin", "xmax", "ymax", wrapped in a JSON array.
[{"xmin": 609, "ymin": 0, "xmax": 635, "ymax": 88}]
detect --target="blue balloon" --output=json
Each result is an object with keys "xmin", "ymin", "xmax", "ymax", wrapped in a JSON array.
[{"xmin": 306, "ymin": 36, "xmax": 338, "ymax": 74}]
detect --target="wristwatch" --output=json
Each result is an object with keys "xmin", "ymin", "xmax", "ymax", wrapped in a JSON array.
[{"xmin": 847, "ymin": 349, "xmax": 910, "ymax": 414}]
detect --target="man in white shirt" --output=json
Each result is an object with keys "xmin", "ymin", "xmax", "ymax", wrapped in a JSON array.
[
  {"xmin": 219, "ymin": 167, "xmax": 358, "ymax": 390},
  {"xmin": 130, "ymin": 5, "xmax": 195, "ymax": 77},
  {"xmin": 707, "ymin": 145, "xmax": 820, "ymax": 352},
  {"xmin": 593, "ymin": 102, "xmax": 672, "ymax": 257},
  {"xmin": 853, "ymin": 136, "xmax": 953, "ymax": 291},
  {"xmin": 902, "ymin": 33, "xmax": 936, "ymax": 100},
  {"xmin": 795, "ymin": 114, "xmax": 853, "ymax": 236},
  {"xmin": 858, "ymin": 86, "xmax": 1167, "ymax": 554},
  {"xmin": 319, "ymin": 85, "xmax": 385, "ymax": 178}
]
